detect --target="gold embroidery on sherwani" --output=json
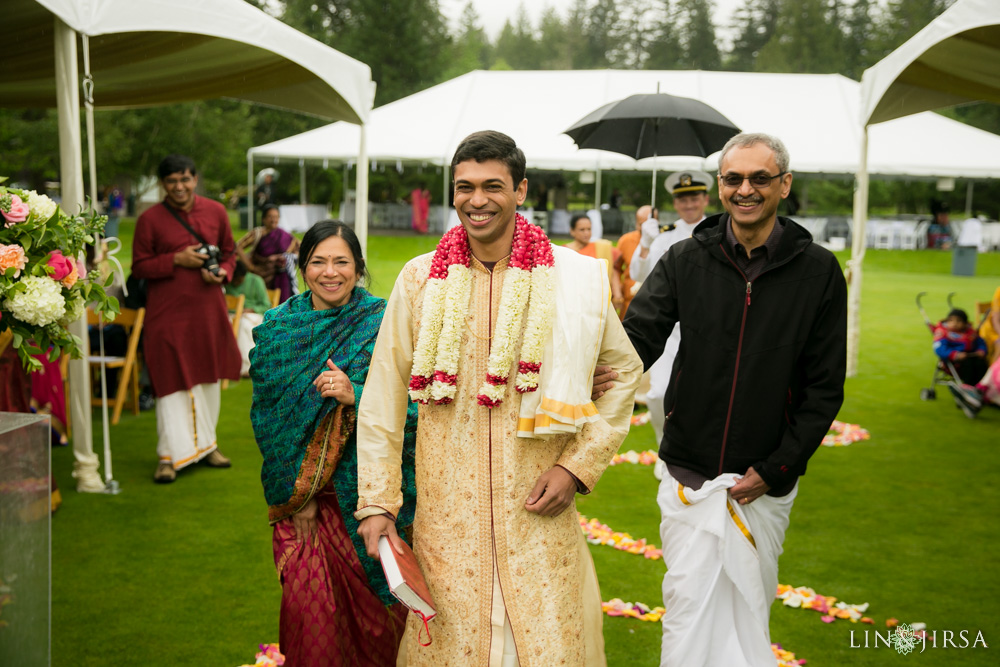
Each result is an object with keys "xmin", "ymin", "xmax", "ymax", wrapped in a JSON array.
[{"xmin": 356, "ymin": 252, "xmax": 642, "ymax": 667}]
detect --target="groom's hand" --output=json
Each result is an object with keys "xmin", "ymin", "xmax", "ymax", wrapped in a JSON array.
[
  {"xmin": 358, "ymin": 513, "xmax": 403, "ymax": 558},
  {"xmin": 525, "ymin": 466, "xmax": 577, "ymax": 517}
]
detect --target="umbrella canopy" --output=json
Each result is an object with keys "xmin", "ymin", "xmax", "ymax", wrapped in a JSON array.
[
  {"xmin": 564, "ymin": 92, "xmax": 740, "ymax": 160},
  {"xmin": 565, "ymin": 92, "xmax": 739, "ymax": 206}
]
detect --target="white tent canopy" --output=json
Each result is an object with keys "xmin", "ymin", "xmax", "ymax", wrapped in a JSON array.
[
  {"xmin": 2, "ymin": 0, "xmax": 375, "ymax": 492},
  {"xmin": 7, "ymin": 0, "xmax": 374, "ymax": 123},
  {"xmin": 848, "ymin": 0, "xmax": 1000, "ymax": 376},
  {"xmin": 250, "ymin": 69, "xmax": 1000, "ymax": 179},
  {"xmin": 860, "ymin": 0, "xmax": 1000, "ymax": 126}
]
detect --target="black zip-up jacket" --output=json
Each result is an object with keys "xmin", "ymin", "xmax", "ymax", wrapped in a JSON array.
[{"xmin": 623, "ymin": 213, "xmax": 847, "ymax": 492}]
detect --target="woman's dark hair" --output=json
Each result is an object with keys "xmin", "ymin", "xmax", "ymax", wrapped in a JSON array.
[
  {"xmin": 570, "ymin": 213, "xmax": 591, "ymax": 230},
  {"xmin": 298, "ymin": 220, "xmax": 369, "ymax": 286},
  {"xmin": 157, "ymin": 154, "xmax": 197, "ymax": 179},
  {"xmin": 451, "ymin": 130, "xmax": 526, "ymax": 186},
  {"xmin": 260, "ymin": 203, "xmax": 280, "ymax": 218}
]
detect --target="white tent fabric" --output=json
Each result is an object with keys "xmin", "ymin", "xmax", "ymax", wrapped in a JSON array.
[
  {"xmin": 7, "ymin": 0, "xmax": 375, "ymax": 123},
  {"xmin": 250, "ymin": 69, "xmax": 1000, "ymax": 179},
  {"xmin": 848, "ymin": 0, "xmax": 1000, "ymax": 376},
  {"xmin": 2, "ymin": 0, "xmax": 375, "ymax": 491},
  {"xmin": 860, "ymin": 0, "xmax": 1000, "ymax": 126}
]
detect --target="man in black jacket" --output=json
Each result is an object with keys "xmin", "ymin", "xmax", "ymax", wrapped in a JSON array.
[{"xmin": 623, "ymin": 133, "xmax": 846, "ymax": 666}]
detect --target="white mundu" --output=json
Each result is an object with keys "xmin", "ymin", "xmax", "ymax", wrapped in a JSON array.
[
  {"xmin": 657, "ymin": 470, "xmax": 797, "ymax": 666},
  {"xmin": 630, "ymin": 216, "xmax": 705, "ymax": 454}
]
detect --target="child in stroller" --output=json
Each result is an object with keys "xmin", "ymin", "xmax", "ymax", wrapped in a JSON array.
[{"xmin": 933, "ymin": 308, "xmax": 989, "ymax": 386}]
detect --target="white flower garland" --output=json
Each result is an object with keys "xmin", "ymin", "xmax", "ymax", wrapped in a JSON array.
[{"xmin": 408, "ymin": 215, "xmax": 555, "ymax": 408}]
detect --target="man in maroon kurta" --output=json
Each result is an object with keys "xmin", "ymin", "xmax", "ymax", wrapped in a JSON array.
[{"xmin": 132, "ymin": 155, "xmax": 240, "ymax": 483}]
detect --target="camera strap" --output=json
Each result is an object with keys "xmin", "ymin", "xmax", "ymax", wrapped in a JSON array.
[{"xmin": 162, "ymin": 202, "xmax": 210, "ymax": 246}]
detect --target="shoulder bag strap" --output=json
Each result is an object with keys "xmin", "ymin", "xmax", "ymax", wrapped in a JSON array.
[{"xmin": 162, "ymin": 202, "xmax": 208, "ymax": 246}]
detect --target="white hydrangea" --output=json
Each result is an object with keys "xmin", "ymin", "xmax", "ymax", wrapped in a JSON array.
[
  {"xmin": 25, "ymin": 190, "xmax": 59, "ymax": 222},
  {"xmin": 4, "ymin": 275, "xmax": 66, "ymax": 326},
  {"xmin": 60, "ymin": 293, "xmax": 85, "ymax": 325}
]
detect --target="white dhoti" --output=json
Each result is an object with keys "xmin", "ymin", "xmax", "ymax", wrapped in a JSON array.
[
  {"xmin": 156, "ymin": 383, "xmax": 222, "ymax": 470},
  {"xmin": 647, "ymin": 328, "xmax": 680, "ymax": 449},
  {"xmin": 236, "ymin": 312, "xmax": 264, "ymax": 375},
  {"xmin": 657, "ymin": 470, "xmax": 797, "ymax": 667}
]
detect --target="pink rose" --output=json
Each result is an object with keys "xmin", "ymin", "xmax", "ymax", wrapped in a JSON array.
[
  {"xmin": 47, "ymin": 250, "xmax": 77, "ymax": 286},
  {"xmin": 0, "ymin": 243, "xmax": 27, "ymax": 278},
  {"xmin": 1, "ymin": 194, "xmax": 30, "ymax": 226}
]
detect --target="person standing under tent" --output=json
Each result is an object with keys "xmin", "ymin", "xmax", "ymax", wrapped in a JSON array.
[{"xmin": 132, "ymin": 154, "xmax": 240, "ymax": 484}]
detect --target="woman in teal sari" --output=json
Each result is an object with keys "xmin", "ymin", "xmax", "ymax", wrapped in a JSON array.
[{"xmin": 250, "ymin": 221, "xmax": 416, "ymax": 666}]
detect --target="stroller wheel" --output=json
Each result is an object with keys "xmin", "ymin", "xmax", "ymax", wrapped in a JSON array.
[{"xmin": 920, "ymin": 388, "xmax": 936, "ymax": 401}]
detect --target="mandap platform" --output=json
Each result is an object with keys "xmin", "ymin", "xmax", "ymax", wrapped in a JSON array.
[{"xmin": 0, "ymin": 412, "xmax": 51, "ymax": 666}]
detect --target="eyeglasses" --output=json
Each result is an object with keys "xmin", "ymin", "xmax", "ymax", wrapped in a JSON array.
[{"xmin": 720, "ymin": 172, "xmax": 787, "ymax": 188}]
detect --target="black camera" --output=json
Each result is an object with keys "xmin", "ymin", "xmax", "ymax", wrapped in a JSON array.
[{"xmin": 197, "ymin": 243, "xmax": 222, "ymax": 275}]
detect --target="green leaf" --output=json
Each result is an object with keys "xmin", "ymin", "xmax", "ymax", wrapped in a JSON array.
[
  {"xmin": 12, "ymin": 331, "xmax": 23, "ymax": 348},
  {"xmin": 48, "ymin": 345, "xmax": 60, "ymax": 362},
  {"xmin": 21, "ymin": 234, "xmax": 31, "ymax": 251}
]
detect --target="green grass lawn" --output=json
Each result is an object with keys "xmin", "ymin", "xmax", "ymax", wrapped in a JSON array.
[{"xmin": 49, "ymin": 225, "xmax": 1000, "ymax": 666}]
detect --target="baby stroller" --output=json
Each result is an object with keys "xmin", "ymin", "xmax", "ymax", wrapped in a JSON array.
[{"xmin": 916, "ymin": 292, "xmax": 990, "ymax": 400}]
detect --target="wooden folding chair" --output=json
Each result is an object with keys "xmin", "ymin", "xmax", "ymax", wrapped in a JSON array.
[
  {"xmin": 222, "ymin": 293, "xmax": 245, "ymax": 389},
  {"xmin": 87, "ymin": 307, "xmax": 145, "ymax": 425},
  {"xmin": 266, "ymin": 288, "xmax": 280, "ymax": 309}
]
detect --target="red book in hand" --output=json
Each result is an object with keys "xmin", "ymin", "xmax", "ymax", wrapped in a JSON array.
[{"xmin": 378, "ymin": 535, "xmax": 436, "ymax": 621}]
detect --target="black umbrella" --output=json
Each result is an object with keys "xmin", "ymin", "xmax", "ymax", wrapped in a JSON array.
[{"xmin": 564, "ymin": 92, "xmax": 740, "ymax": 207}]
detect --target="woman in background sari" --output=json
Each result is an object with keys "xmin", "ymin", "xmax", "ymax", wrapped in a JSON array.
[
  {"xmin": 251, "ymin": 221, "xmax": 417, "ymax": 666},
  {"xmin": 236, "ymin": 203, "xmax": 300, "ymax": 304}
]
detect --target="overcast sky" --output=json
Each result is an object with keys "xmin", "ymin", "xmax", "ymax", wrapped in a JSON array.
[{"xmin": 440, "ymin": 0, "xmax": 745, "ymax": 42}]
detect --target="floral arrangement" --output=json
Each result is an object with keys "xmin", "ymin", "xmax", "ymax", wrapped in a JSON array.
[
  {"xmin": 0, "ymin": 178, "xmax": 118, "ymax": 371},
  {"xmin": 821, "ymin": 420, "xmax": 870, "ymax": 447},
  {"xmin": 408, "ymin": 214, "xmax": 555, "ymax": 408},
  {"xmin": 238, "ymin": 643, "xmax": 284, "ymax": 667}
]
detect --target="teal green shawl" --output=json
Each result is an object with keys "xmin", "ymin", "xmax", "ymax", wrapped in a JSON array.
[{"xmin": 250, "ymin": 287, "xmax": 417, "ymax": 605}]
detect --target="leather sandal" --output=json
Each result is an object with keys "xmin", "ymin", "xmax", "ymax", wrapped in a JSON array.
[
  {"xmin": 203, "ymin": 449, "xmax": 232, "ymax": 468},
  {"xmin": 154, "ymin": 462, "xmax": 176, "ymax": 484}
]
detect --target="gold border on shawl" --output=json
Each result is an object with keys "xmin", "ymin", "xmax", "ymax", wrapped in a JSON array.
[
  {"xmin": 676, "ymin": 485, "xmax": 691, "ymax": 506},
  {"xmin": 726, "ymin": 500, "xmax": 757, "ymax": 549},
  {"xmin": 268, "ymin": 405, "xmax": 355, "ymax": 525}
]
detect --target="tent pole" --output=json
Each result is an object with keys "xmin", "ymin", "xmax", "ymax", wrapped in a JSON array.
[
  {"xmin": 594, "ymin": 167, "xmax": 602, "ymax": 210},
  {"xmin": 965, "ymin": 181, "xmax": 974, "ymax": 218},
  {"xmin": 442, "ymin": 163, "xmax": 450, "ymax": 232},
  {"xmin": 847, "ymin": 126, "xmax": 869, "ymax": 379},
  {"xmin": 81, "ymin": 34, "xmax": 118, "ymax": 493},
  {"xmin": 299, "ymin": 159, "xmax": 307, "ymax": 205},
  {"xmin": 247, "ymin": 153, "xmax": 254, "ymax": 230},
  {"xmin": 355, "ymin": 122, "xmax": 369, "ymax": 256},
  {"xmin": 54, "ymin": 17, "xmax": 104, "ymax": 493}
]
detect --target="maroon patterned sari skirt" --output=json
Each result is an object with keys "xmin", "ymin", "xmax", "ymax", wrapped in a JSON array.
[{"xmin": 273, "ymin": 489, "xmax": 406, "ymax": 666}]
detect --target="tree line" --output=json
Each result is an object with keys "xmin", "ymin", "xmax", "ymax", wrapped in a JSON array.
[{"xmin": 1, "ymin": 0, "xmax": 996, "ymax": 217}]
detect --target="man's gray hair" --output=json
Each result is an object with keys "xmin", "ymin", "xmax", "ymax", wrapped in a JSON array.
[{"xmin": 718, "ymin": 133, "xmax": 790, "ymax": 174}]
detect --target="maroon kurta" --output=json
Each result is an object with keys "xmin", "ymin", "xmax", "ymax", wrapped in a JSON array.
[{"xmin": 132, "ymin": 197, "xmax": 240, "ymax": 397}]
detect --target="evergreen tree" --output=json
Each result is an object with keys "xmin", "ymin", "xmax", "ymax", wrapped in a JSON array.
[
  {"xmin": 608, "ymin": 0, "xmax": 654, "ymax": 69},
  {"xmin": 646, "ymin": 0, "xmax": 682, "ymax": 70},
  {"xmin": 674, "ymin": 0, "xmax": 721, "ymax": 70},
  {"xmin": 494, "ymin": 6, "xmax": 542, "ymax": 70},
  {"xmin": 444, "ymin": 1, "xmax": 493, "ymax": 78},
  {"xmin": 538, "ymin": 8, "xmax": 573, "ymax": 70},
  {"xmin": 271, "ymin": 0, "xmax": 453, "ymax": 105},
  {"xmin": 725, "ymin": 0, "xmax": 780, "ymax": 72},
  {"xmin": 755, "ymin": 0, "xmax": 844, "ymax": 74}
]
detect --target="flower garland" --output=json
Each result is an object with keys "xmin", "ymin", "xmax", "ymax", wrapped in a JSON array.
[
  {"xmin": 408, "ymin": 214, "xmax": 555, "ymax": 408},
  {"xmin": 776, "ymin": 584, "xmax": 874, "ymax": 624},
  {"xmin": 579, "ymin": 513, "xmax": 663, "ymax": 560}
]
